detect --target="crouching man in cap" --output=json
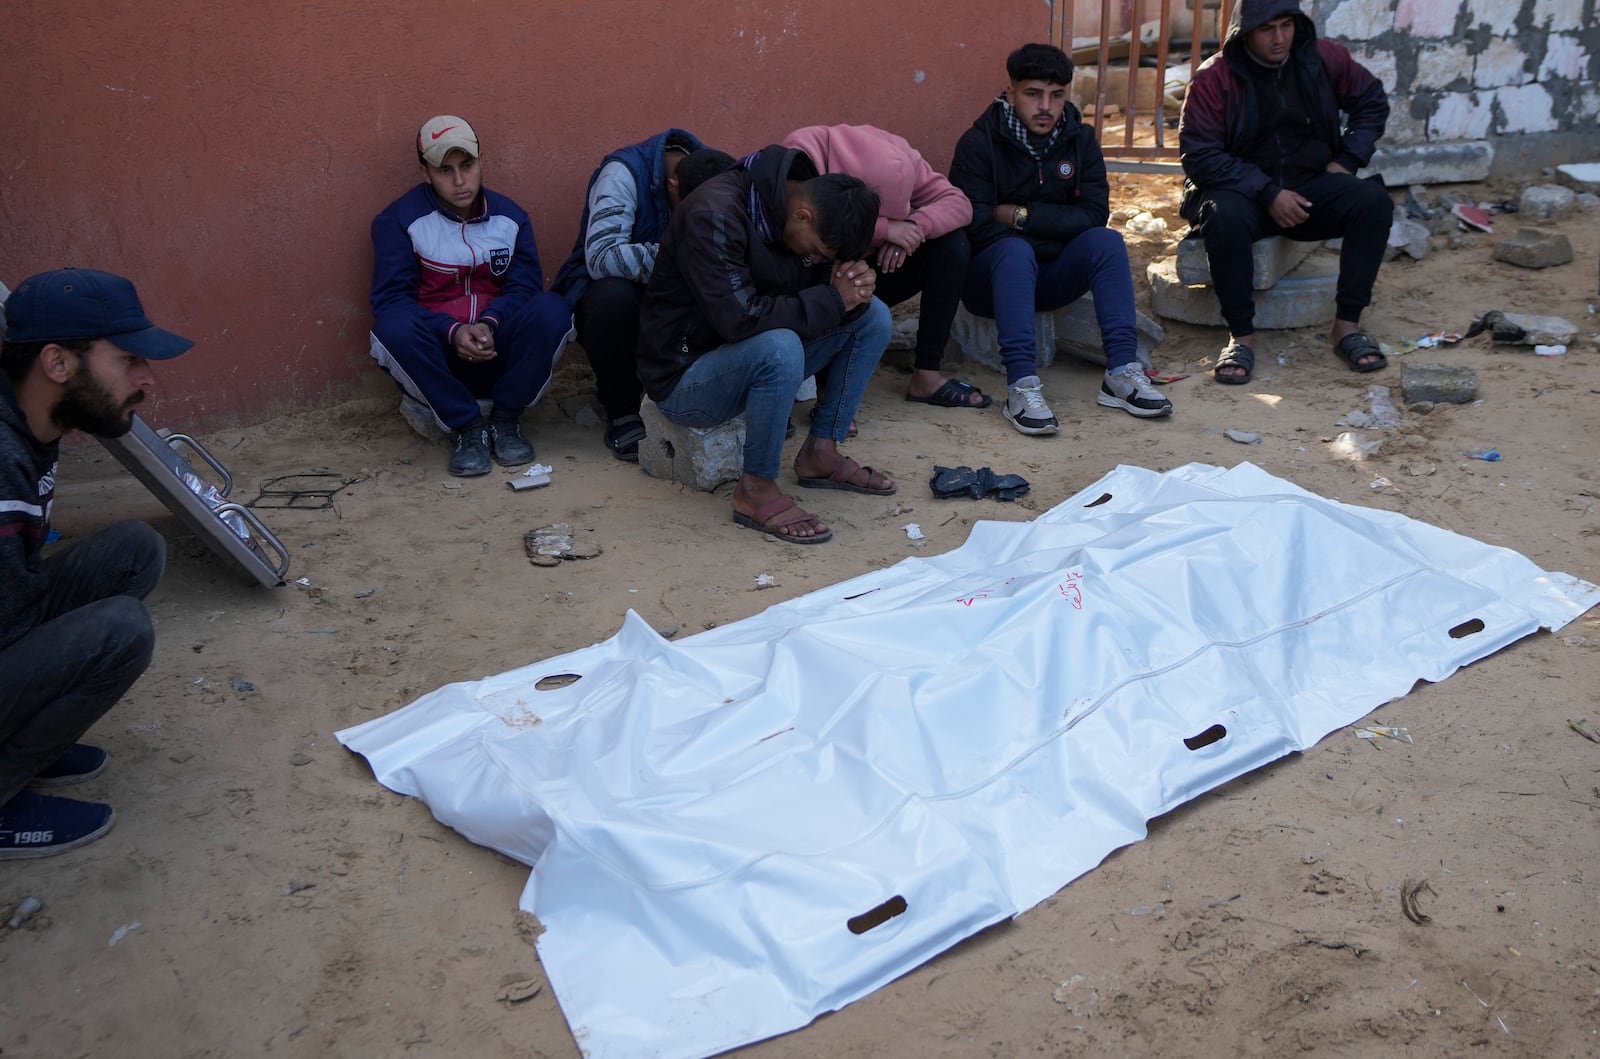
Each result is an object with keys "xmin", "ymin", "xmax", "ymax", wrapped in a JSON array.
[
  {"xmin": 370, "ymin": 115, "xmax": 574, "ymax": 476},
  {"xmin": 0, "ymin": 267, "xmax": 191, "ymax": 857}
]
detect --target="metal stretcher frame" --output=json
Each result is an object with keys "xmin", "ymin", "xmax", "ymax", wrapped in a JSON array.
[{"xmin": 97, "ymin": 413, "xmax": 290, "ymax": 587}]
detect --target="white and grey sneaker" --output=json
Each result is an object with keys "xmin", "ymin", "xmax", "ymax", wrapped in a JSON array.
[
  {"xmin": 1002, "ymin": 375, "xmax": 1059, "ymax": 435},
  {"xmin": 1097, "ymin": 364, "xmax": 1173, "ymax": 419}
]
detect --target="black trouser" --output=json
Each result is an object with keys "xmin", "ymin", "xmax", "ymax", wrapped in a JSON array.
[
  {"xmin": 873, "ymin": 228, "xmax": 971, "ymax": 372},
  {"xmin": 574, "ymin": 277, "xmax": 646, "ymax": 421},
  {"xmin": 1190, "ymin": 172, "xmax": 1391, "ymax": 337},
  {"xmin": 0, "ymin": 521, "xmax": 164, "ymax": 804}
]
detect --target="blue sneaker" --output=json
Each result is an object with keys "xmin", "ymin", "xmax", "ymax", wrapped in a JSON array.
[
  {"xmin": 30, "ymin": 744, "xmax": 108, "ymax": 787},
  {"xmin": 0, "ymin": 789, "xmax": 116, "ymax": 859}
]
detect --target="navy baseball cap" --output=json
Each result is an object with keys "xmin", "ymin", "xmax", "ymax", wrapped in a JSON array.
[{"xmin": 4, "ymin": 267, "xmax": 193, "ymax": 360}]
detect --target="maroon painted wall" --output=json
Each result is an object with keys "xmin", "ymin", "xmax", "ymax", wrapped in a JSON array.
[{"xmin": 1, "ymin": 1, "xmax": 1043, "ymax": 428}]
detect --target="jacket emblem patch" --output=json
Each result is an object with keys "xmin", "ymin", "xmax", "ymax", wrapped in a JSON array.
[
  {"xmin": 1057, "ymin": 160, "xmax": 1075, "ymax": 179},
  {"xmin": 489, "ymin": 248, "xmax": 512, "ymax": 275}
]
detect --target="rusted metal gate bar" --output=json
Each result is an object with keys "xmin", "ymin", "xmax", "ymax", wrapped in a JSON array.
[{"xmin": 1049, "ymin": 0, "xmax": 1234, "ymax": 172}]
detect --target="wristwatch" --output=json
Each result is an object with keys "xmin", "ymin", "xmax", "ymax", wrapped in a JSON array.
[{"xmin": 1012, "ymin": 205, "xmax": 1030, "ymax": 230}]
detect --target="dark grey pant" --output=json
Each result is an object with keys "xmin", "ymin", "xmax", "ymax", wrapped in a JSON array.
[
  {"xmin": 1189, "ymin": 172, "xmax": 1393, "ymax": 337},
  {"xmin": 0, "ymin": 521, "xmax": 165, "ymax": 803}
]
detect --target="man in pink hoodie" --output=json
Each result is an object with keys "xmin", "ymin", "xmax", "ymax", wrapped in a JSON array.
[{"xmin": 783, "ymin": 125, "xmax": 987, "ymax": 410}]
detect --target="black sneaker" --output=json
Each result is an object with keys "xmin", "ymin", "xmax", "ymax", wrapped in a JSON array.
[
  {"xmin": 604, "ymin": 415, "xmax": 646, "ymax": 462},
  {"xmin": 449, "ymin": 419, "xmax": 492, "ymax": 477},
  {"xmin": 0, "ymin": 789, "xmax": 116, "ymax": 859},
  {"xmin": 30, "ymin": 744, "xmax": 108, "ymax": 787},
  {"xmin": 487, "ymin": 414, "xmax": 535, "ymax": 467}
]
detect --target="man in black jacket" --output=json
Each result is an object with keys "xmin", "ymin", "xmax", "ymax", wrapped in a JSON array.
[
  {"xmin": 637, "ymin": 145, "xmax": 893, "ymax": 545},
  {"xmin": 1, "ymin": 268, "xmax": 188, "ymax": 858},
  {"xmin": 1178, "ymin": 0, "xmax": 1391, "ymax": 384},
  {"xmin": 951, "ymin": 43, "xmax": 1171, "ymax": 436}
]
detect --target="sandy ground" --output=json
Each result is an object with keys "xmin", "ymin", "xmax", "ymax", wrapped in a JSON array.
[{"xmin": 4, "ymin": 175, "xmax": 1599, "ymax": 1058}]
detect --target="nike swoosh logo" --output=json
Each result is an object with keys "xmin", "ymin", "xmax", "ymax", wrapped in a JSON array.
[{"xmin": 430, "ymin": 126, "xmax": 457, "ymax": 140}]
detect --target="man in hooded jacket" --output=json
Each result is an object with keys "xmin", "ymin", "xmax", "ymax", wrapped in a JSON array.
[
  {"xmin": 951, "ymin": 42, "xmax": 1172, "ymax": 436},
  {"xmin": 1178, "ymin": 0, "xmax": 1391, "ymax": 384},
  {"xmin": 637, "ymin": 145, "xmax": 892, "ymax": 545}
]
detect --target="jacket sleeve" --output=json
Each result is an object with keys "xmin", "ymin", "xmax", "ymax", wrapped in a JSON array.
[
  {"xmin": 582, "ymin": 161, "xmax": 658, "ymax": 283},
  {"xmin": 950, "ymin": 129, "xmax": 1013, "ymax": 248},
  {"xmin": 1179, "ymin": 63, "xmax": 1275, "ymax": 202},
  {"xmin": 1023, "ymin": 134, "xmax": 1111, "ymax": 242},
  {"xmin": 679, "ymin": 205, "xmax": 846, "ymax": 344},
  {"xmin": 0, "ymin": 453, "xmax": 48, "ymax": 652},
  {"xmin": 370, "ymin": 208, "xmax": 458, "ymax": 347},
  {"xmin": 905, "ymin": 153, "xmax": 973, "ymax": 239},
  {"xmin": 1321, "ymin": 41, "xmax": 1389, "ymax": 172},
  {"xmin": 481, "ymin": 208, "xmax": 545, "ymax": 331}
]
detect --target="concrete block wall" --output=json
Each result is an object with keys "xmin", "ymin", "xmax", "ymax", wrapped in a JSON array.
[{"xmin": 1306, "ymin": 0, "xmax": 1600, "ymax": 173}]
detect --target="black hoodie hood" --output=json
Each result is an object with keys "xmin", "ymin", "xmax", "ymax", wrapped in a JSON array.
[
  {"xmin": 741, "ymin": 144, "xmax": 818, "ymax": 249},
  {"xmin": 1224, "ymin": 0, "xmax": 1319, "ymax": 70}
]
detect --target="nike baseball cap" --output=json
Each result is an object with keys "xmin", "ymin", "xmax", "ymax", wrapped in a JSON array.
[
  {"xmin": 3, "ymin": 268, "xmax": 193, "ymax": 360},
  {"xmin": 418, "ymin": 115, "xmax": 480, "ymax": 167}
]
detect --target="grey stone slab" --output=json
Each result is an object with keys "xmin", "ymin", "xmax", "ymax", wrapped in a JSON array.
[
  {"xmin": 1491, "ymin": 228, "xmax": 1574, "ymax": 269},
  {"xmin": 1555, "ymin": 162, "xmax": 1600, "ymax": 193},
  {"xmin": 1175, "ymin": 234, "xmax": 1319, "ymax": 289},
  {"xmin": 1401, "ymin": 363, "xmax": 1478, "ymax": 405},
  {"xmin": 951, "ymin": 305, "xmax": 1058, "ymax": 372},
  {"xmin": 1147, "ymin": 255, "xmax": 1337, "ymax": 329},
  {"xmin": 1517, "ymin": 184, "xmax": 1576, "ymax": 221},
  {"xmin": 638, "ymin": 397, "xmax": 744, "ymax": 492},
  {"xmin": 1361, "ymin": 141, "xmax": 1494, "ymax": 185},
  {"xmin": 952, "ymin": 298, "xmax": 1158, "ymax": 372},
  {"xmin": 1051, "ymin": 296, "xmax": 1160, "ymax": 369}
]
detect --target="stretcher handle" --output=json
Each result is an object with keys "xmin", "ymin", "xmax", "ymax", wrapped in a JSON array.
[
  {"xmin": 214, "ymin": 502, "xmax": 292, "ymax": 580},
  {"xmin": 161, "ymin": 432, "xmax": 234, "ymax": 497}
]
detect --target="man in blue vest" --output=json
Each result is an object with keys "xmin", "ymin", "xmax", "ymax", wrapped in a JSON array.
[{"xmin": 552, "ymin": 129, "xmax": 719, "ymax": 460}]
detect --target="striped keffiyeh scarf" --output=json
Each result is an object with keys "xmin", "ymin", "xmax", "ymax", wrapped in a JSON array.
[{"xmin": 997, "ymin": 92, "xmax": 1065, "ymax": 160}]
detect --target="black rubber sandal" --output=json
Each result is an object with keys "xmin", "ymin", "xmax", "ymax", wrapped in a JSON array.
[
  {"xmin": 1334, "ymin": 332, "xmax": 1387, "ymax": 373},
  {"xmin": 1213, "ymin": 340, "xmax": 1255, "ymax": 385}
]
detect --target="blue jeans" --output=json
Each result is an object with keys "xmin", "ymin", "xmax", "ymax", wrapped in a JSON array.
[
  {"xmin": 963, "ymin": 228, "xmax": 1139, "ymax": 384},
  {"xmin": 657, "ymin": 299, "xmax": 891, "ymax": 480}
]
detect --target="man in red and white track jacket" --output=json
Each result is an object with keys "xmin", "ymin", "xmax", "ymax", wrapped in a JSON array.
[{"xmin": 369, "ymin": 115, "xmax": 573, "ymax": 476}]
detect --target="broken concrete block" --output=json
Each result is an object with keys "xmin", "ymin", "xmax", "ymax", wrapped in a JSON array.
[
  {"xmin": 951, "ymin": 305, "xmax": 1058, "ymax": 371},
  {"xmin": 1175, "ymin": 234, "xmax": 1318, "ymax": 289},
  {"xmin": 1389, "ymin": 216, "xmax": 1432, "ymax": 259},
  {"xmin": 1147, "ymin": 254, "xmax": 1336, "ymax": 329},
  {"xmin": 1491, "ymin": 228, "xmax": 1574, "ymax": 269},
  {"xmin": 1497, "ymin": 312, "xmax": 1578, "ymax": 345},
  {"xmin": 953, "ymin": 298, "xmax": 1159, "ymax": 372},
  {"xmin": 1049, "ymin": 295, "xmax": 1160, "ymax": 370},
  {"xmin": 1555, "ymin": 162, "xmax": 1600, "ymax": 194},
  {"xmin": 886, "ymin": 316, "xmax": 919, "ymax": 350},
  {"xmin": 1401, "ymin": 363, "xmax": 1478, "ymax": 405},
  {"xmin": 637, "ymin": 397, "xmax": 744, "ymax": 491},
  {"xmin": 1517, "ymin": 184, "xmax": 1576, "ymax": 221},
  {"xmin": 1362, "ymin": 141, "xmax": 1493, "ymax": 185}
]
